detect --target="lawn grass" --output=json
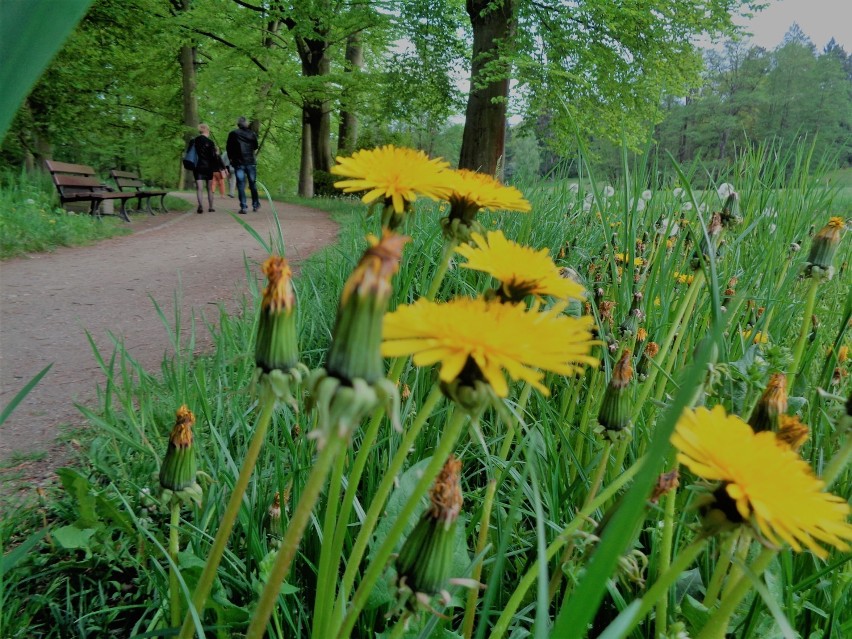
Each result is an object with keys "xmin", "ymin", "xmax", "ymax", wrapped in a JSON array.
[
  {"xmin": 1, "ymin": 143, "xmax": 850, "ymax": 639},
  {"xmin": 0, "ymin": 170, "xmax": 192, "ymax": 259}
]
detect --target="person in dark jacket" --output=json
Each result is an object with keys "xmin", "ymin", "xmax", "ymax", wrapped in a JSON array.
[
  {"xmin": 190, "ymin": 123, "xmax": 224, "ymax": 213},
  {"xmin": 225, "ymin": 116, "xmax": 260, "ymax": 214}
]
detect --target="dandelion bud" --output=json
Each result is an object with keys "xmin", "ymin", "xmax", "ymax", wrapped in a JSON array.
[
  {"xmin": 159, "ymin": 406, "xmax": 202, "ymax": 505},
  {"xmin": 748, "ymin": 373, "xmax": 787, "ymax": 433},
  {"xmin": 650, "ymin": 469, "xmax": 679, "ymax": 505},
  {"xmin": 809, "ymin": 314, "xmax": 820, "ymax": 342},
  {"xmin": 720, "ymin": 192, "xmax": 741, "ymax": 227},
  {"xmin": 637, "ymin": 341, "xmax": 659, "ymax": 381},
  {"xmin": 598, "ymin": 350, "xmax": 633, "ymax": 440},
  {"xmin": 691, "ymin": 212, "xmax": 724, "ymax": 270},
  {"xmin": 327, "ymin": 232, "xmax": 409, "ymax": 384},
  {"xmin": 396, "ymin": 457, "xmax": 465, "ymax": 602},
  {"xmin": 308, "ymin": 232, "xmax": 408, "ymax": 439},
  {"xmin": 777, "ymin": 415, "xmax": 809, "ymax": 452},
  {"xmin": 268, "ymin": 492, "xmax": 282, "ymax": 538},
  {"xmin": 805, "ymin": 217, "xmax": 845, "ymax": 280}
]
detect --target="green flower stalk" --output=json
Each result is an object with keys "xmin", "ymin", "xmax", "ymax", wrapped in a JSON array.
[
  {"xmin": 598, "ymin": 350, "xmax": 634, "ymax": 442},
  {"xmin": 254, "ymin": 256, "xmax": 307, "ymax": 405},
  {"xmin": 747, "ymin": 373, "xmax": 787, "ymax": 433},
  {"xmin": 307, "ymin": 231, "xmax": 408, "ymax": 441},
  {"xmin": 395, "ymin": 456, "xmax": 470, "ymax": 611},
  {"xmin": 159, "ymin": 405, "xmax": 202, "ymax": 506},
  {"xmin": 805, "ymin": 217, "xmax": 846, "ymax": 280}
]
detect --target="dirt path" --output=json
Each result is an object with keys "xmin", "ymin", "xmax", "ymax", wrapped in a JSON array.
[{"xmin": 0, "ymin": 193, "xmax": 337, "ymax": 481}]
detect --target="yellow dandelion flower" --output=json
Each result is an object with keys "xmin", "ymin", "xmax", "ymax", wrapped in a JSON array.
[
  {"xmin": 674, "ymin": 271, "xmax": 695, "ymax": 285},
  {"xmin": 331, "ymin": 145, "xmax": 452, "ymax": 213},
  {"xmin": 381, "ymin": 297, "xmax": 598, "ymax": 397},
  {"xmin": 741, "ymin": 329, "xmax": 769, "ymax": 344},
  {"xmin": 446, "ymin": 169, "xmax": 531, "ymax": 214},
  {"xmin": 673, "ymin": 405, "xmax": 852, "ymax": 558},
  {"xmin": 615, "ymin": 253, "xmax": 645, "ymax": 266},
  {"xmin": 455, "ymin": 231, "xmax": 585, "ymax": 302}
]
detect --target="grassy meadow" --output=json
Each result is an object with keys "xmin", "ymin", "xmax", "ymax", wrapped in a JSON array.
[{"xmin": 1, "ymin": 144, "xmax": 850, "ymax": 639}]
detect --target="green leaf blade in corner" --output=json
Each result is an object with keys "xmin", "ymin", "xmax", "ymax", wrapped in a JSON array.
[{"xmin": 0, "ymin": 0, "xmax": 92, "ymax": 138}]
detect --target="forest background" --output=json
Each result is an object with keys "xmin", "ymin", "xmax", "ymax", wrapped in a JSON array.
[{"xmin": 2, "ymin": 0, "xmax": 851, "ymax": 197}]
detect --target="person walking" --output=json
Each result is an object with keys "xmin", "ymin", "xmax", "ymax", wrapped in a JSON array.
[
  {"xmin": 220, "ymin": 149, "xmax": 236, "ymax": 197},
  {"xmin": 210, "ymin": 146, "xmax": 228, "ymax": 197},
  {"xmin": 189, "ymin": 123, "xmax": 222, "ymax": 213},
  {"xmin": 226, "ymin": 116, "xmax": 260, "ymax": 215}
]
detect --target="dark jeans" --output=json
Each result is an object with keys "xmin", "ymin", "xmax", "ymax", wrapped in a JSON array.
[{"xmin": 235, "ymin": 164, "xmax": 259, "ymax": 211}]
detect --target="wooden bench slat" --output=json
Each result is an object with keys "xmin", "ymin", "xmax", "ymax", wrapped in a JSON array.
[
  {"xmin": 44, "ymin": 160, "xmax": 97, "ymax": 176},
  {"xmin": 109, "ymin": 169, "xmax": 168, "ymax": 215}
]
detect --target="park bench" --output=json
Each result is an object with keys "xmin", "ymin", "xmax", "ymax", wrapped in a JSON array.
[
  {"xmin": 110, "ymin": 169, "xmax": 168, "ymax": 214},
  {"xmin": 45, "ymin": 160, "xmax": 138, "ymax": 222}
]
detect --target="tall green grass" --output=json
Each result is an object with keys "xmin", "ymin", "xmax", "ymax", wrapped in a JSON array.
[{"xmin": 1, "ymin": 141, "xmax": 850, "ymax": 638}]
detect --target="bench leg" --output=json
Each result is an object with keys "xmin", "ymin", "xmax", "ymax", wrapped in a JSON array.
[
  {"xmin": 145, "ymin": 196, "xmax": 156, "ymax": 216},
  {"xmin": 118, "ymin": 200, "xmax": 131, "ymax": 222},
  {"xmin": 90, "ymin": 200, "xmax": 102, "ymax": 219},
  {"xmin": 158, "ymin": 194, "xmax": 166, "ymax": 213}
]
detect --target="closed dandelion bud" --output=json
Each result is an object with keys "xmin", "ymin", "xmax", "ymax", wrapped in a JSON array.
[
  {"xmin": 159, "ymin": 406, "xmax": 202, "ymax": 505},
  {"xmin": 748, "ymin": 373, "xmax": 787, "ymax": 433},
  {"xmin": 268, "ymin": 492, "xmax": 282, "ymax": 538},
  {"xmin": 327, "ymin": 231, "xmax": 409, "ymax": 384},
  {"xmin": 720, "ymin": 192, "xmax": 741, "ymax": 227},
  {"xmin": 637, "ymin": 341, "xmax": 659, "ymax": 381},
  {"xmin": 598, "ymin": 350, "xmax": 633, "ymax": 440},
  {"xmin": 809, "ymin": 314, "xmax": 819, "ymax": 342},
  {"xmin": 256, "ymin": 257, "xmax": 299, "ymax": 373},
  {"xmin": 691, "ymin": 212, "xmax": 723, "ymax": 270},
  {"xmin": 777, "ymin": 415, "xmax": 809, "ymax": 452},
  {"xmin": 805, "ymin": 217, "xmax": 845, "ymax": 280},
  {"xmin": 308, "ymin": 232, "xmax": 408, "ymax": 440},
  {"xmin": 650, "ymin": 469, "xmax": 679, "ymax": 505},
  {"xmin": 396, "ymin": 457, "xmax": 463, "ymax": 601}
]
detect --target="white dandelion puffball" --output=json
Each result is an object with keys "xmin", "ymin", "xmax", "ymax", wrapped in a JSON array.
[{"xmin": 717, "ymin": 183, "xmax": 736, "ymax": 199}]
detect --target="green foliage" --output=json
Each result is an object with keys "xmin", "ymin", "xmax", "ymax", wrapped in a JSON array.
[{"xmin": 0, "ymin": 170, "xmax": 130, "ymax": 258}]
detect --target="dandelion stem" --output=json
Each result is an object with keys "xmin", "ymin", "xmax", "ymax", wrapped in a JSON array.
[
  {"xmin": 634, "ymin": 271, "xmax": 705, "ymax": 419},
  {"xmin": 426, "ymin": 238, "xmax": 458, "ymax": 300},
  {"xmin": 788, "ymin": 277, "xmax": 820, "ymax": 390},
  {"xmin": 245, "ymin": 434, "xmax": 346, "ymax": 639},
  {"xmin": 336, "ymin": 408, "xmax": 469, "ymax": 639},
  {"xmin": 654, "ymin": 476, "xmax": 678, "ymax": 638},
  {"xmin": 702, "ymin": 532, "xmax": 738, "ymax": 608},
  {"xmin": 696, "ymin": 548, "xmax": 776, "ymax": 639},
  {"xmin": 488, "ymin": 458, "xmax": 644, "ymax": 639},
  {"xmin": 168, "ymin": 502, "xmax": 181, "ymax": 628},
  {"xmin": 599, "ymin": 537, "xmax": 709, "ymax": 639},
  {"xmin": 177, "ymin": 393, "xmax": 276, "ymax": 639},
  {"xmin": 331, "ymin": 384, "xmax": 444, "ymax": 631},
  {"xmin": 462, "ymin": 479, "xmax": 496, "ymax": 639}
]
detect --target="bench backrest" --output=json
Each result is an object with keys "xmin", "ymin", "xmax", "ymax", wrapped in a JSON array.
[
  {"xmin": 110, "ymin": 169, "xmax": 146, "ymax": 191},
  {"xmin": 45, "ymin": 160, "xmax": 109, "ymax": 200}
]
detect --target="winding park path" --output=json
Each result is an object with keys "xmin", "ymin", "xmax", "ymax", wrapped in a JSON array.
[{"xmin": 0, "ymin": 193, "xmax": 337, "ymax": 483}]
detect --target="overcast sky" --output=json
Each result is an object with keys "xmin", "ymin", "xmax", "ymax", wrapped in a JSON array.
[{"xmin": 737, "ymin": 0, "xmax": 852, "ymax": 50}]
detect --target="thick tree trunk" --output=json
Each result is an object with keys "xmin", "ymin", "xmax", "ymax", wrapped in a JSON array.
[
  {"xmin": 178, "ymin": 0, "xmax": 198, "ymax": 189},
  {"xmin": 337, "ymin": 33, "xmax": 363, "ymax": 155},
  {"xmin": 458, "ymin": 0, "xmax": 516, "ymax": 177},
  {"xmin": 298, "ymin": 107, "xmax": 314, "ymax": 197},
  {"xmin": 311, "ymin": 56, "xmax": 333, "ymax": 173}
]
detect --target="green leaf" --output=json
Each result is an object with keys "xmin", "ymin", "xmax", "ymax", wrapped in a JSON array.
[
  {"xmin": 680, "ymin": 594, "xmax": 711, "ymax": 635},
  {"xmin": 0, "ymin": 1, "xmax": 92, "ymax": 138},
  {"xmin": 56, "ymin": 467, "xmax": 101, "ymax": 529},
  {"xmin": 0, "ymin": 364, "xmax": 52, "ymax": 427},
  {"xmin": 52, "ymin": 525, "xmax": 97, "ymax": 557},
  {"xmin": 0, "ymin": 528, "xmax": 46, "ymax": 577}
]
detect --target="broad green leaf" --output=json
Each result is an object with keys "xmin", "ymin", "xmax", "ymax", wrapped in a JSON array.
[
  {"xmin": 0, "ymin": 1, "xmax": 92, "ymax": 138},
  {"xmin": 52, "ymin": 525, "xmax": 97, "ymax": 557}
]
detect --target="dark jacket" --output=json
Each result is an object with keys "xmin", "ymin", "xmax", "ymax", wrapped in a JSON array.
[
  {"xmin": 226, "ymin": 127, "xmax": 258, "ymax": 167},
  {"xmin": 191, "ymin": 135, "xmax": 221, "ymax": 172}
]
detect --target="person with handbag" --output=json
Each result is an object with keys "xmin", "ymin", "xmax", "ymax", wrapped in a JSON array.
[
  {"xmin": 210, "ymin": 146, "xmax": 228, "ymax": 198},
  {"xmin": 187, "ymin": 123, "xmax": 222, "ymax": 213}
]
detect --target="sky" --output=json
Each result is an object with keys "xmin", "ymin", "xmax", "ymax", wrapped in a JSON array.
[{"xmin": 736, "ymin": 0, "xmax": 852, "ymax": 50}]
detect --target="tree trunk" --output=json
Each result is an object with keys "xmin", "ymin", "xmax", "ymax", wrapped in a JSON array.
[
  {"xmin": 298, "ymin": 107, "xmax": 314, "ymax": 197},
  {"xmin": 458, "ymin": 0, "xmax": 516, "ymax": 177},
  {"xmin": 179, "ymin": 1, "xmax": 199, "ymax": 190},
  {"xmin": 311, "ymin": 55, "xmax": 333, "ymax": 173},
  {"xmin": 337, "ymin": 33, "xmax": 363, "ymax": 155}
]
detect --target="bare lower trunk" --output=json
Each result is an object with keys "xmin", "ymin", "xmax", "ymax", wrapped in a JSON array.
[
  {"xmin": 179, "ymin": 12, "xmax": 199, "ymax": 190},
  {"xmin": 458, "ymin": 0, "xmax": 516, "ymax": 177},
  {"xmin": 310, "ymin": 56, "xmax": 333, "ymax": 172},
  {"xmin": 298, "ymin": 107, "xmax": 314, "ymax": 197}
]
